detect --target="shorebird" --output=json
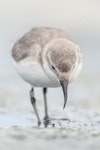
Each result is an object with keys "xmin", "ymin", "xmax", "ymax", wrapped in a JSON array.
[{"xmin": 11, "ymin": 27, "xmax": 82, "ymax": 125}]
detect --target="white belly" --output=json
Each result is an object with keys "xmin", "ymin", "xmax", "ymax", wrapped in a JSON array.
[{"xmin": 13, "ymin": 58, "xmax": 60, "ymax": 87}]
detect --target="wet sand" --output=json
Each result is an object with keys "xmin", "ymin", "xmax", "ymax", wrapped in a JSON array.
[{"xmin": 0, "ymin": 87, "xmax": 100, "ymax": 150}]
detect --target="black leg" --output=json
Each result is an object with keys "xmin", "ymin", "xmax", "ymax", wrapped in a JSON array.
[
  {"xmin": 43, "ymin": 88, "xmax": 49, "ymax": 122},
  {"xmin": 30, "ymin": 88, "xmax": 41, "ymax": 125}
]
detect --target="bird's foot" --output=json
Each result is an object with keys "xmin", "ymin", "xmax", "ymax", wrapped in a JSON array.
[
  {"xmin": 38, "ymin": 120, "xmax": 41, "ymax": 126},
  {"xmin": 43, "ymin": 116, "xmax": 50, "ymax": 127}
]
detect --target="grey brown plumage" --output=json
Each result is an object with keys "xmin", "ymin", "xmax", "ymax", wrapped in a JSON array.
[{"xmin": 12, "ymin": 27, "xmax": 73, "ymax": 62}]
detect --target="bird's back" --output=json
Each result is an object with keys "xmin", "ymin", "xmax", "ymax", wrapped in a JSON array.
[{"xmin": 12, "ymin": 27, "xmax": 71, "ymax": 62}]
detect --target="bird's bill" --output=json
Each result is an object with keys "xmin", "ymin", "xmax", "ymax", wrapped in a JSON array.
[{"xmin": 60, "ymin": 80, "xmax": 68, "ymax": 109}]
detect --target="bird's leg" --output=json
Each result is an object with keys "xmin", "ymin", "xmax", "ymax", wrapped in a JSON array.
[
  {"xmin": 43, "ymin": 88, "xmax": 49, "ymax": 122},
  {"xmin": 30, "ymin": 88, "xmax": 41, "ymax": 125}
]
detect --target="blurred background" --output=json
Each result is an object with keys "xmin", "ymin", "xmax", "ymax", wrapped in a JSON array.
[{"xmin": 0, "ymin": 0, "xmax": 100, "ymax": 109}]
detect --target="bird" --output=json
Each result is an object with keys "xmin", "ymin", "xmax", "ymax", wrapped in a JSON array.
[{"xmin": 11, "ymin": 27, "xmax": 82, "ymax": 125}]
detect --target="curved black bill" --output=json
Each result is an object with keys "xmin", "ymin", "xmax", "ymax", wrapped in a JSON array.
[{"xmin": 60, "ymin": 80, "xmax": 68, "ymax": 109}]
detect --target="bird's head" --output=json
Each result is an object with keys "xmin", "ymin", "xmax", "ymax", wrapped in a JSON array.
[{"xmin": 42, "ymin": 38, "xmax": 82, "ymax": 108}]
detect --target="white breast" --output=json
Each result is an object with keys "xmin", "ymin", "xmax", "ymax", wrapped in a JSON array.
[{"xmin": 13, "ymin": 57, "xmax": 60, "ymax": 87}]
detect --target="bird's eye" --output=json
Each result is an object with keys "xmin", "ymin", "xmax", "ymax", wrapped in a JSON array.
[{"xmin": 52, "ymin": 66, "xmax": 56, "ymax": 70}]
